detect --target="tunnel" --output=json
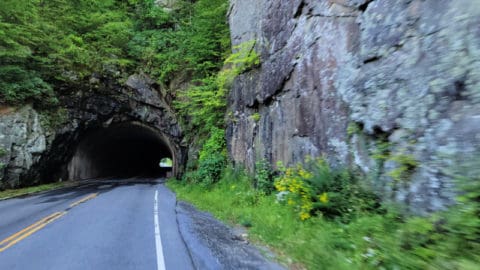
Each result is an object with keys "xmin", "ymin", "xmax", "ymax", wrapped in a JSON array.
[{"xmin": 68, "ymin": 122, "xmax": 174, "ymax": 180}]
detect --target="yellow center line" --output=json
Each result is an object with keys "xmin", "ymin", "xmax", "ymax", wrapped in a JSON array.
[
  {"xmin": 69, "ymin": 193, "xmax": 98, "ymax": 208},
  {"xmin": 0, "ymin": 192, "xmax": 99, "ymax": 253},
  {"xmin": 0, "ymin": 211, "xmax": 67, "ymax": 252},
  {"xmin": 0, "ymin": 212, "xmax": 62, "ymax": 246}
]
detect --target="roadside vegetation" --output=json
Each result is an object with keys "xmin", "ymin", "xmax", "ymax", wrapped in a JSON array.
[
  {"xmin": 0, "ymin": 182, "xmax": 70, "ymax": 200},
  {"xmin": 168, "ymin": 159, "xmax": 480, "ymax": 269}
]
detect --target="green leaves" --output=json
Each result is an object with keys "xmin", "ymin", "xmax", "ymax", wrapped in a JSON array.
[
  {"xmin": 128, "ymin": 0, "xmax": 230, "ymax": 84},
  {"xmin": 0, "ymin": 0, "xmax": 138, "ymax": 105},
  {"xmin": 0, "ymin": 0, "xmax": 232, "ymax": 112},
  {"xmin": 0, "ymin": 65, "xmax": 57, "ymax": 106},
  {"xmin": 183, "ymin": 127, "xmax": 227, "ymax": 185}
]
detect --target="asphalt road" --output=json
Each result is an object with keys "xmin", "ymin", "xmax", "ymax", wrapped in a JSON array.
[
  {"xmin": 0, "ymin": 179, "xmax": 283, "ymax": 270},
  {"xmin": 0, "ymin": 179, "xmax": 194, "ymax": 270}
]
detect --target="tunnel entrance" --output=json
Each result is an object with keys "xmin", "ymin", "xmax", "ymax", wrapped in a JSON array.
[{"xmin": 68, "ymin": 122, "xmax": 174, "ymax": 180}]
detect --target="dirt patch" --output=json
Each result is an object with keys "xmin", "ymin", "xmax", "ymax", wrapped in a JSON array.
[{"xmin": 0, "ymin": 106, "xmax": 16, "ymax": 116}]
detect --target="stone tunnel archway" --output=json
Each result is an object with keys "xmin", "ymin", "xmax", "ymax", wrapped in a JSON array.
[
  {"xmin": 68, "ymin": 122, "xmax": 178, "ymax": 180},
  {"xmin": 0, "ymin": 74, "xmax": 187, "ymax": 188}
]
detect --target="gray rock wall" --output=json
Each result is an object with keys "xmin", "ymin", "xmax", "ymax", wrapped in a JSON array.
[
  {"xmin": 0, "ymin": 106, "xmax": 48, "ymax": 187},
  {"xmin": 227, "ymin": 0, "xmax": 480, "ymax": 213}
]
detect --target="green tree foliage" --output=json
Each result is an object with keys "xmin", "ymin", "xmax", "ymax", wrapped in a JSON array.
[
  {"xmin": 1, "ymin": 0, "xmax": 231, "ymax": 133},
  {"xmin": 0, "ymin": 0, "xmax": 56, "ymax": 105},
  {"xmin": 128, "ymin": 0, "xmax": 230, "ymax": 83},
  {"xmin": 0, "ymin": 0, "xmax": 140, "ymax": 105}
]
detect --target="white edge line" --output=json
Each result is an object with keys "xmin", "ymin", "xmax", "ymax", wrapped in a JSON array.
[{"xmin": 154, "ymin": 190, "xmax": 167, "ymax": 270}]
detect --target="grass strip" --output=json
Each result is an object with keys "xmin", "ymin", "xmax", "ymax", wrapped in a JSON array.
[
  {"xmin": 0, "ymin": 182, "xmax": 70, "ymax": 200},
  {"xmin": 167, "ymin": 174, "xmax": 480, "ymax": 270},
  {"xmin": 167, "ymin": 177, "xmax": 348, "ymax": 269}
]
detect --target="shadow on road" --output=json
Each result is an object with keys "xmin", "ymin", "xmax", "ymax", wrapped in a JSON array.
[{"xmin": 34, "ymin": 177, "xmax": 164, "ymax": 205}]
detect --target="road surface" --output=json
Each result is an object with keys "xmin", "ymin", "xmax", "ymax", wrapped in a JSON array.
[{"xmin": 0, "ymin": 179, "xmax": 282, "ymax": 270}]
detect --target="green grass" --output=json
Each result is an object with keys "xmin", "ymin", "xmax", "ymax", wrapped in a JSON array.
[
  {"xmin": 0, "ymin": 182, "xmax": 70, "ymax": 200},
  {"xmin": 167, "ymin": 171, "xmax": 364, "ymax": 269},
  {"xmin": 167, "ymin": 168, "xmax": 480, "ymax": 270}
]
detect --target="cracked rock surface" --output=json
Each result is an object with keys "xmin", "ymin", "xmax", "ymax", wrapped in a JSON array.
[{"xmin": 227, "ymin": 0, "xmax": 480, "ymax": 213}]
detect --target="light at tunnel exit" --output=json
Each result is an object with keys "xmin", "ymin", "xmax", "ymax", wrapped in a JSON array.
[{"xmin": 159, "ymin": 158, "xmax": 173, "ymax": 168}]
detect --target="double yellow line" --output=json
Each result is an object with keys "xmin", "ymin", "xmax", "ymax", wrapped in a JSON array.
[
  {"xmin": 0, "ymin": 212, "xmax": 66, "ymax": 252},
  {"xmin": 0, "ymin": 192, "xmax": 98, "ymax": 253}
]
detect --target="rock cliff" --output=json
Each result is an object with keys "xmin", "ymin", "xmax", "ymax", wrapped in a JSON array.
[
  {"xmin": 0, "ymin": 106, "xmax": 47, "ymax": 187},
  {"xmin": 227, "ymin": 0, "xmax": 480, "ymax": 213}
]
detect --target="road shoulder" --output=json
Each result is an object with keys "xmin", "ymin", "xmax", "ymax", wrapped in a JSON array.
[{"xmin": 175, "ymin": 200, "xmax": 285, "ymax": 270}]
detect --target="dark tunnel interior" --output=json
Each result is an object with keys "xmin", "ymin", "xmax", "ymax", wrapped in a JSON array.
[{"xmin": 68, "ymin": 123, "xmax": 173, "ymax": 180}]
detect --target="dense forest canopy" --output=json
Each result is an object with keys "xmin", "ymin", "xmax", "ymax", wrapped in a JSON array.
[{"xmin": 0, "ymin": 0, "xmax": 230, "ymax": 112}]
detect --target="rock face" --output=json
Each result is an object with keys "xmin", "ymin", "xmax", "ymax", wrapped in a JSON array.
[
  {"xmin": 0, "ymin": 106, "xmax": 47, "ymax": 187},
  {"xmin": 227, "ymin": 0, "xmax": 480, "ymax": 213},
  {"xmin": 0, "ymin": 74, "xmax": 185, "ymax": 189}
]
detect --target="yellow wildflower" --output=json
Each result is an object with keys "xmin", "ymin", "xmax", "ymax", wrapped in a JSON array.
[
  {"xmin": 274, "ymin": 180, "xmax": 285, "ymax": 191},
  {"xmin": 298, "ymin": 169, "xmax": 313, "ymax": 179},
  {"xmin": 300, "ymin": 212, "xmax": 311, "ymax": 220},
  {"xmin": 319, "ymin": 192, "xmax": 329, "ymax": 203}
]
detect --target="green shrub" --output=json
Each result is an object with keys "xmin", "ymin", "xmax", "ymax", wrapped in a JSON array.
[
  {"xmin": 387, "ymin": 153, "xmax": 418, "ymax": 182},
  {"xmin": 0, "ymin": 66, "xmax": 57, "ymax": 106},
  {"xmin": 175, "ymin": 39, "xmax": 259, "ymax": 137},
  {"xmin": 254, "ymin": 159, "xmax": 275, "ymax": 194},
  {"xmin": 0, "ymin": 147, "xmax": 7, "ymax": 157},
  {"xmin": 0, "ymin": 147, "xmax": 7, "ymax": 170},
  {"xmin": 186, "ymin": 127, "xmax": 227, "ymax": 185},
  {"xmin": 195, "ymin": 155, "xmax": 226, "ymax": 185},
  {"xmin": 198, "ymin": 127, "xmax": 226, "ymax": 161},
  {"xmin": 251, "ymin": 113, "xmax": 261, "ymax": 122},
  {"xmin": 274, "ymin": 158, "xmax": 379, "ymax": 221},
  {"xmin": 347, "ymin": 122, "xmax": 361, "ymax": 136}
]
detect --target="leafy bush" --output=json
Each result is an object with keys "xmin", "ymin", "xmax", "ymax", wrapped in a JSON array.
[
  {"xmin": 251, "ymin": 113, "xmax": 261, "ymax": 122},
  {"xmin": 254, "ymin": 159, "xmax": 275, "ymax": 194},
  {"xmin": 175, "ymin": 39, "xmax": 259, "ymax": 137},
  {"xmin": 194, "ymin": 154, "xmax": 226, "ymax": 186},
  {"xmin": 387, "ymin": 153, "xmax": 418, "ymax": 182},
  {"xmin": 0, "ymin": 66, "xmax": 57, "ymax": 106},
  {"xmin": 0, "ymin": 147, "xmax": 7, "ymax": 170},
  {"xmin": 185, "ymin": 127, "xmax": 227, "ymax": 185},
  {"xmin": 274, "ymin": 158, "xmax": 379, "ymax": 221}
]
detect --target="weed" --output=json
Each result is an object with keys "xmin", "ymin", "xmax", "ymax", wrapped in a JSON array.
[
  {"xmin": 254, "ymin": 159, "xmax": 275, "ymax": 194},
  {"xmin": 387, "ymin": 153, "xmax": 418, "ymax": 182},
  {"xmin": 274, "ymin": 158, "xmax": 379, "ymax": 221},
  {"xmin": 0, "ymin": 182, "xmax": 69, "ymax": 199},
  {"xmin": 251, "ymin": 112, "xmax": 261, "ymax": 122}
]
